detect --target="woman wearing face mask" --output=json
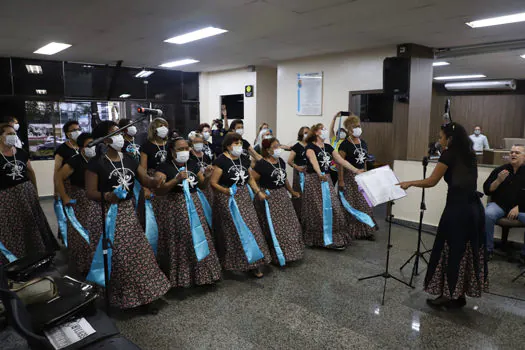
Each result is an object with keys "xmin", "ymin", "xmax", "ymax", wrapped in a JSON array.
[
  {"xmin": 55, "ymin": 133, "xmax": 102, "ymax": 276},
  {"xmin": 0, "ymin": 124, "xmax": 58, "ymax": 265},
  {"xmin": 254, "ymin": 128, "xmax": 273, "ymax": 155},
  {"xmin": 229, "ymin": 120, "xmax": 262, "ymax": 161},
  {"xmin": 328, "ymin": 112, "xmax": 348, "ymax": 186},
  {"xmin": 251, "ymin": 138, "xmax": 304, "ymax": 265},
  {"xmin": 190, "ymin": 133, "xmax": 215, "ymax": 204},
  {"xmin": 288, "ymin": 126, "xmax": 310, "ymax": 219},
  {"xmin": 253, "ymin": 123, "xmax": 270, "ymax": 145},
  {"xmin": 197, "ymin": 123, "xmax": 215, "ymax": 161},
  {"xmin": 85, "ymin": 121, "xmax": 170, "ymax": 310},
  {"xmin": 210, "ymin": 133, "xmax": 271, "ymax": 277},
  {"xmin": 153, "ymin": 137, "xmax": 221, "ymax": 287},
  {"xmin": 7, "ymin": 117, "xmax": 23, "ymax": 148},
  {"xmin": 118, "ymin": 119, "xmax": 140, "ymax": 161},
  {"xmin": 397, "ymin": 123, "xmax": 487, "ymax": 310},
  {"xmin": 338, "ymin": 115, "xmax": 377, "ymax": 241},
  {"xmin": 303, "ymin": 123, "xmax": 363, "ymax": 249}
]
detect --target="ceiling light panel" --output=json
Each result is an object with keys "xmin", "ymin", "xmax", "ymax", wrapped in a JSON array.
[
  {"xmin": 36, "ymin": 89, "xmax": 47, "ymax": 95},
  {"xmin": 432, "ymin": 62, "xmax": 450, "ymax": 67},
  {"xmin": 434, "ymin": 74, "xmax": 486, "ymax": 81},
  {"xmin": 34, "ymin": 42, "xmax": 72, "ymax": 55},
  {"xmin": 165, "ymin": 27, "xmax": 228, "ymax": 44},
  {"xmin": 119, "ymin": 94, "xmax": 131, "ymax": 98},
  {"xmin": 466, "ymin": 12, "xmax": 525, "ymax": 28},
  {"xmin": 26, "ymin": 65, "xmax": 43, "ymax": 74},
  {"xmin": 159, "ymin": 59, "xmax": 199, "ymax": 68},
  {"xmin": 135, "ymin": 70, "xmax": 154, "ymax": 78}
]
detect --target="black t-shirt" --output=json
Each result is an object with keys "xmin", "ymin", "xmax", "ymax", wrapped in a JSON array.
[
  {"xmin": 213, "ymin": 153, "xmax": 251, "ymax": 188},
  {"xmin": 339, "ymin": 139, "xmax": 368, "ymax": 169},
  {"xmin": 140, "ymin": 141, "xmax": 168, "ymax": 170},
  {"xmin": 291, "ymin": 142, "xmax": 307, "ymax": 167},
  {"xmin": 254, "ymin": 158, "xmax": 287, "ymax": 190},
  {"xmin": 242, "ymin": 139, "xmax": 251, "ymax": 157},
  {"xmin": 484, "ymin": 163, "xmax": 525, "ymax": 212},
  {"xmin": 0, "ymin": 148, "xmax": 29, "ymax": 190},
  {"xmin": 202, "ymin": 142, "xmax": 214, "ymax": 161},
  {"xmin": 157, "ymin": 159, "xmax": 200, "ymax": 193},
  {"xmin": 211, "ymin": 129, "xmax": 226, "ymax": 156},
  {"xmin": 123, "ymin": 140, "xmax": 141, "ymax": 161},
  {"xmin": 87, "ymin": 153, "xmax": 139, "ymax": 200},
  {"xmin": 66, "ymin": 154, "xmax": 89, "ymax": 188},
  {"xmin": 190, "ymin": 152, "xmax": 213, "ymax": 174},
  {"xmin": 54, "ymin": 142, "xmax": 79, "ymax": 166},
  {"xmin": 439, "ymin": 149, "xmax": 477, "ymax": 193},
  {"xmin": 306, "ymin": 143, "xmax": 334, "ymax": 174}
]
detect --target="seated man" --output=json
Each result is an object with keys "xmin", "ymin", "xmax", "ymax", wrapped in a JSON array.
[{"xmin": 484, "ymin": 145, "xmax": 525, "ymax": 261}]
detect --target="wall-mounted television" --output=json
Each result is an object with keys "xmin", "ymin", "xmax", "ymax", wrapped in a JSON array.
[{"xmin": 351, "ymin": 92, "xmax": 393, "ymax": 123}]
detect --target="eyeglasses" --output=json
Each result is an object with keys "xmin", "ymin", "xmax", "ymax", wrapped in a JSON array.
[{"xmin": 510, "ymin": 151, "xmax": 522, "ymax": 155}]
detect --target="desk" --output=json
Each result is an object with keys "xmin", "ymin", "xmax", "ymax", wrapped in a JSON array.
[{"xmin": 482, "ymin": 150, "xmax": 509, "ymax": 166}]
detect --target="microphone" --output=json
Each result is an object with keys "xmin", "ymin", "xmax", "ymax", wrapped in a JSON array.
[
  {"xmin": 428, "ymin": 142, "xmax": 441, "ymax": 156},
  {"xmin": 87, "ymin": 115, "xmax": 149, "ymax": 147},
  {"xmin": 443, "ymin": 98, "xmax": 452, "ymax": 124},
  {"xmin": 137, "ymin": 107, "xmax": 163, "ymax": 117}
]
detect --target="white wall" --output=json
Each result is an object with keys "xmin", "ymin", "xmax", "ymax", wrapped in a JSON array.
[
  {"xmin": 255, "ymin": 67, "xmax": 278, "ymax": 138},
  {"xmin": 199, "ymin": 69, "xmax": 258, "ymax": 145},
  {"xmin": 276, "ymin": 47, "xmax": 395, "ymax": 148}
]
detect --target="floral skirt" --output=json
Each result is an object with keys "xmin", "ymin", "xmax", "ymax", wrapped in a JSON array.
[
  {"xmin": 153, "ymin": 191, "xmax": 222, "ymax": 288},
  {"xmin": 212, "ymin": 186, "xmax": 271, "ymax": 271},
  {"xmin": 301, "ymin": 173, "xmax": 350, "ymax": 248},
  {"xmin": 340, "ymin": 171, "xmax": 377, "ymax": 239},
  {"xmin": 0, "ymin": 181, "xmax": 58, "ymax": 265},
  {"xmin": 255, "ymin": 186, "xmax": 304, "ymax": 264}
]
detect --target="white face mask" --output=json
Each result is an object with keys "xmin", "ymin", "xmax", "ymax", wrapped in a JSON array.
[
  {"xmin": 339, "ymin": 132, "xmax": 347, "ymax": 139},
  {"xmin": 127, "ymin": 126, "xmax": 137, "ymax": 137},
  {"xmin": 353, "ymin": 127, "xmax": 363, "ymax": 138},
  {"xmin": 320, "ymin": 129, "xmax": 330, "ymax": 140},
  {"xmin": 4, "ymin": 135, "xmax": 18, "ymax": 147},
  {"xmin": 235, "ymin": 128, "xmax": 244, "ymax": 136},
  {"xmin": 13, "ymin": 124, "xmax": 20, "ymax": 131},
  {"xmin": 263, "ymin": 135, "xmax": 273, "ymax": 140},
  {"xmin": 231, "ymin": 145, "xmax": 243, "ymax": 157},
  {"xmin": 175, "ymin": 151, "xmax": 190, "ymax": 163},
  {"xmin": 84, "ymin": 146, "xmax": 96, "ymax": 158},
  {"xmin": 272, "ymin": 148, "xmax": 283, "ymax": 159},
  {"xmin": 474, "ymin": 130, "xmax": 481, "ymax": 135},
  {"xmin": 156, "ymin": 126, "xmax": 169, "ymax": 139},
  {"xmin": 109, "ymin": 134, "xmax": 125, "ymax": 151},
  {"xmin": 303, "ymin": 133, "xmax": 309, "ymax": 140},
  {"xmin": 193, "ymin": 143, "xmax": 204, "ymax": 152},
  {"xmin": 70, "ymin": 130, "xmax": 81, "ymax": 141},
  {"xmin": 202, "ymin": 132, "xmax": 211, "ymax": 141}
]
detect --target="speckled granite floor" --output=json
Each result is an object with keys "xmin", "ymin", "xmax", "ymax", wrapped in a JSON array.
[{"xmin": 39, "ymin": 199, "xmax": 525, "ymax": 350}]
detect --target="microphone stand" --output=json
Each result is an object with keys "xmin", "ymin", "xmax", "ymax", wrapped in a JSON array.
[{"xmin": 87, "ymin": 115, "xmax": 149, "ymax": 148}]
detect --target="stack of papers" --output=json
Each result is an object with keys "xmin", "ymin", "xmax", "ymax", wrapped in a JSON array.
[
  {"xmin": 44, "ymin": 317, "xmax": 95, "ymax": 349},
  {"xmin": 355, "ymin": 166, "xmax": 407, "ymax": 207}
]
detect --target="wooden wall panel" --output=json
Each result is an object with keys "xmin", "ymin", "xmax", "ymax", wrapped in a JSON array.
[{"xmin": 430, "ymin": 91, "xmax": 525, "ymax": 148}]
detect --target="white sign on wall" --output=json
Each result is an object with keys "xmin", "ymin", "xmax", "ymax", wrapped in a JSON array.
[{"xmin": 297, "ymin": 72, "xmax": 323, "ymax": 116}]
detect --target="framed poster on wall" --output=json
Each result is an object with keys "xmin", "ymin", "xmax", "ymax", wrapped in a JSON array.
[{"xmin": 297, "ymin": 72, "xmax": 323, "ymax": 116}]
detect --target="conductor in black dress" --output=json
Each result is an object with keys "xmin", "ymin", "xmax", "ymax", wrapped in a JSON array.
[{"xmin": 398, "ymin": 122, "xmax": 487, "ymax": 309}]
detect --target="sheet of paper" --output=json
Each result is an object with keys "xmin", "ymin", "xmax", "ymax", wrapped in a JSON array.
[
  {"xmin": 44, "ymin": 317, "xmax": 96, "ymax": 350},
  {"xmin": 355, "ymin": 166, "xmax": 406, "ymax": 207}
]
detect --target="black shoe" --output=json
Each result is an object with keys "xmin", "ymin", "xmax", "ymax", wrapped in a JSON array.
[
  {"xmin": 328, "ymin": 245, "xmax": 346, "ymax": 251},
  {"xmin": 449, "ymin": 296, "xmax": 467, "ymax": 309}
]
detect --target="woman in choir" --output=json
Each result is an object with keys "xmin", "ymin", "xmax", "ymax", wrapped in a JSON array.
[
  {"xmin": 253, "ymin": 128, "xmax": 272, "ymax": 155},
  {"xmin": 190, "ymin": 132, "xmax": 215, "ymax": 203},
  {"xmin": 287, "ymin": 126, "xmax": 310, "ymax": 218},
  {"xmin": 55, "ymin": 133, "xmax": 102, "ymax": 276},
  {"xmin": 118, "ymin": 119, "xmax": 140, "ymax": 161},
  {"xmin": 328, "ymin": 112, "xmax": 348, "ymax": 185},
  {"xmin": 0, "ymin": 123, "xmax": 58, "ymax": 265},
  {"xmin": 85, "ymin": 121, "xmax": 170, "ymax": 310},
  {"xmin": 302, "ymin": 123, "xmax": 363, "ymax": 249},
  {"xmin": 153, "ymin": 137, "xmax": 221, "ymax": 287},
  {"xmin": 251, "ymin": 138, "xmax": 304, "ymax": 265},
  {"xmin": 253, "ymin": 122, "xmax": 270, "ymax": 145},
  {"xmin": 229, "ymin": 119, "xmax": 262, "ymax": 161},
  {"xmin": 196, "ymin": 123, "xmax": 215, "ymax": 162},
  {"xmin": 338, "ymin": 115, "xmax": 377, "ymax": 241},
  {"xmin": 210, "ymin": 132, "xmax": 271, "ymax": 277},
  {"xmin": 398, "ymin": 122, "xmax": 487, "ymax": 309}
]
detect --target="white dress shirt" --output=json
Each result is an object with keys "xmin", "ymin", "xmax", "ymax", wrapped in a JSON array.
[{"xmin": 469, "ymin": 134, "xmax": 490, "ymax": 153}]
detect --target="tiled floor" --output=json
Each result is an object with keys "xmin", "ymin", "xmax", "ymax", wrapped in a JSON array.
[{"xmin": 40, "ymin": 199, "xmax": 525, "ymax": 350}]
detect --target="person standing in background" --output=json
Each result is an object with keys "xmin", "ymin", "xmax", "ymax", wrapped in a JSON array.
[
  {"xmin": 338, "ymin": 114, "xmax": 377, "ymax": 241},
  {"xmin": 118, "ymin": 119, "xmax": 140, "ymax": 161},
  {"xmin": 469, "ymin": 126, "xmax": 490, "ymax": 154},
  {"xmin": 328, "ymin": 112, "xmax": 348, "ymax": 185},
  {"xmin": 7, "ymin": 117, "xmax": 23, "ymax": 149},
  {"xmin": 211, "ymin": 106, "xmax": 229, "ymax": 156},
  {"xmin": 254, "ymin": 122, "xmax": 270, "ymax": 145},
  {"xmin": 197, "ymin": 123, "xmax": 215, "ymax": 162},
  {"xmin": 288, "ymin": 126, "xmax": 310, "ymax": 219},
  {"xmin": 229, "ymin": 119, "xmax": 262, "ymax": 161}
]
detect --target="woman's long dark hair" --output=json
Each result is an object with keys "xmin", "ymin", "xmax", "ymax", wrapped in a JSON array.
[{"xmin": 441, "ymin": 122, "xmax": 475, "ymax": 164}]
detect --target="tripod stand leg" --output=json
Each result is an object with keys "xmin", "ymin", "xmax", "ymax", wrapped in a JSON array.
[
  {"xmin": 358, "ymin": 273, "xmax": 385, "ymax": 281},
  {"xmin": 391, "ymin": 275, "xmax": 415, "ymax": 288},
  {"xmin": 400, "ymin": 253, "xmax": 416, "ymax": 270},
  {"xmin": 382, "ymin": 277, "xmax": 387, "ymax": 305},
  {"xmin": 512, "ymin": 270, "xmax": 525, "ymax": 283}
]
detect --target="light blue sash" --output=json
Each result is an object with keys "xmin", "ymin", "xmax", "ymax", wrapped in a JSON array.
[
  {"xmin": 133, "ymin": 179, "xmax": 141, "ymax": 210},
  {"xmin": 0, "ymin": 241, "xmax": 17, "ymax": 263},
  {"xmin": 263, "ymin": 190, "xmax": 285, "ymax": 266},
  {"xmin": 183, "ymin": 180, "xmax": 210, "ymax": 261},
  {"xmin": 196, "ymin": 188, "xmax": 212, "ymax": 228},
  {"xmin": 321, "ymin": 174, "xmax": 333, "ymax": 246},
  {"xmin": 247, "ymin": 184, "xmax": 255, "ymax": 200},
  {"xmin": 144, "ymin": 199, "xmax": 159, "ymax": 256},
  {"xmin": 298, "ymin": 172, "xmax": 305, "ymax": 192},
  {"xmin": 54, "ymin": 198, "xmax": 68, "ymax": 247},
  {"xmin": 64, "ymin": 200, "xmax": 90, "ymax": 244},
  {"xmin": 339, "ymin": 191, "xmax": 376, "ymax": 228},
  {"xmin": 86, "ymin": 186, "xmax": 127, "ymax": 287},
  {"xmin": 229, "ymin": 184, "xmax": 264, "ymax": 264}
]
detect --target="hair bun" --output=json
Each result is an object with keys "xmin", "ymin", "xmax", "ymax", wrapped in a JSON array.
[{"xmin": 262, "ymin": 138, "xmax": 273, "ymax": 149}]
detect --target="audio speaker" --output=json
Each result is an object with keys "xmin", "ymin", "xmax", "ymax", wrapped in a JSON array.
[{"xmin": 383, "ymin": 57, "xmax": 411, "ymax": 95}]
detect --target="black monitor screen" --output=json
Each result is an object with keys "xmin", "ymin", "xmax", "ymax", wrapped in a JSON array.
[{"xmin": 351, "ymin": 93, "xmax": 393, "ymax": 123}]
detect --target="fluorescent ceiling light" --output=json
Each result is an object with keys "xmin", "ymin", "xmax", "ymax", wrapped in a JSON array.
[
  {"xmin": 466, "ymin": 12, "xmax": 525, "ymax": 28},
  {"xmin": 164, "ymin": 26, "xmax": 228, "ymax": 44},
  {"xmin": 34, "ymin": 42, "xmax": 72, "ymax": 55},
  {"xmin": 159, "ymin": 59, "xmax": 199, "ymax": 68},
  {"xmin": 434, "ymin": 74, "xmax": 486, "ymax": 81},
  {"xmin": 119, "ymin": 94, "xmax": 131, "ymax": 98},
  {"xmin": 521, "ymin": 54, "xmax": 525, "ymax": 59},
  {"xmin": 25, "ymin": 65, "xmax": 43, "ymax": 74},
  {"xmin": 432, "ymin": 61, "xmax": 450, "ymax": 67},
  {"xmin": 135, "ymin": 70, "xmax": 154, "ymax": 78},
  {"xmin": 35, "ymin": 89, "xmax": 47, "ymax": 95}
]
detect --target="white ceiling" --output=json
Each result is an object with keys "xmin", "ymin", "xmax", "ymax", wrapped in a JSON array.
[{"xmin": 1, "ymin": 0, "xmax": 525, "ymax": 77}]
